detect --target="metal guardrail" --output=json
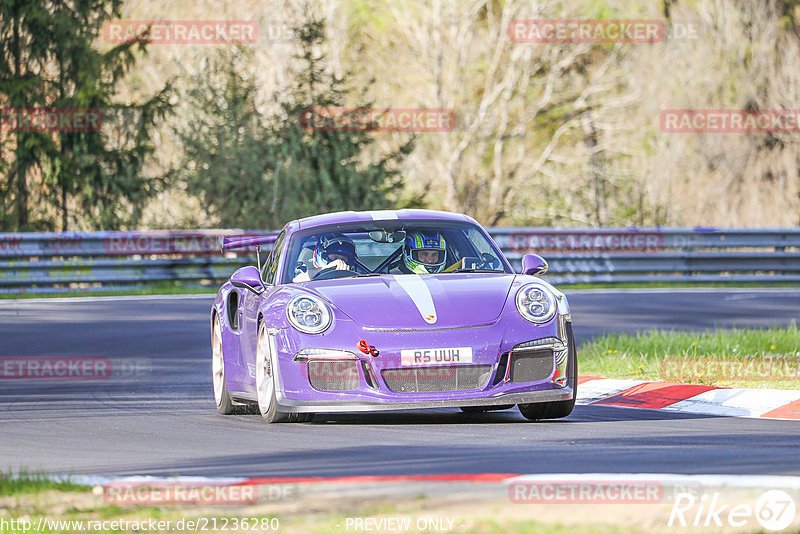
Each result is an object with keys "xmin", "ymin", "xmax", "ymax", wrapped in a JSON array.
[
  {"xmin": 491, "ymin": 228, "xmax": 800, "ymax": 284},
  {"xmin": 0, "ymin": 228, "xmax": 798, "ymax": 293},
  {"xmin": 0, "ymin": 231, "xmax": 265, "ymax": 294}
]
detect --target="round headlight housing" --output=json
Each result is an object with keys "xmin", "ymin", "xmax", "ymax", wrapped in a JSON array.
[
  {"xmin": 287, "ymin": 295, "xmax": 332, "ymax": 334},
  {"xmin": 516, "ymin": 284, "xmax": 557, "ymax": 324}
]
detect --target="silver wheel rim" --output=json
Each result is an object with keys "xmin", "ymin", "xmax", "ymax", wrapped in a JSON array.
[
  {"xmin": 212, "ymin": 318, "xmax": 225, "ymax": 405},
  {"xmin": 256, "ymin": 324, "xmax": 274, "ymax": 414}
]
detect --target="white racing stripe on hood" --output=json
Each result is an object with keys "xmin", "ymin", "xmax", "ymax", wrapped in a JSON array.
[
  {"xmin": 367, "ymin": 210, "xmax": 398, "ymax": 220},
  {"xmin": 393, "ymin": 275, "xmax": 437, "ymax": 324}
]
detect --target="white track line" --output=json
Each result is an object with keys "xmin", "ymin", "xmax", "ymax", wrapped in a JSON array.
[{"xmin": 666, "ymin": 388, "xmax": 800, "ymax": 418}]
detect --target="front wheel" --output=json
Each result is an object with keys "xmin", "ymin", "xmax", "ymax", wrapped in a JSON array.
[
  {"xmin": 256, "ymin": 321, "xmax": 289, "ymax": 423},
  {"xmin": 518, "ymin": 322, "xmax": 578, "ymax": 421},
  {"xmin": 255, "ymin": 322, "xmax": 314, "ymax": 423}
]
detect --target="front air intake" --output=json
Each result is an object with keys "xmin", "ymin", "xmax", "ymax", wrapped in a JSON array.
[
  {"xmin": 509, "ymin": 348, "xmax": 554, "ymax": 383},
  {"xmin": 381, "ymin": 365, "xmax": 492, "ymax": 393},
  {"xmin": 307, "ymin": 360, "xmax": 359, "ymax": 391}
]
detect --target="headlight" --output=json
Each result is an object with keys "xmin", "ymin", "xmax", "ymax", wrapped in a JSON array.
[
  {"xmin": 516, "ymin": 284, "xmax": 556, "ymax": 323},
  {"xmin": 287, "ymin": 295, "xmax": 332, "ymax": 334}
]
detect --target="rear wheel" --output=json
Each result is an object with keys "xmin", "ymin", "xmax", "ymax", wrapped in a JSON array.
[
  {"xmin": 518, "ymin": 323, "xmax": 578, "ymax": 421},
  {"xmin": 212, "ymin": 316, "xmax": 236, "ymax": 415}
]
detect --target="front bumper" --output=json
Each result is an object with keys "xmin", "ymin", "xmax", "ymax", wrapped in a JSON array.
[
  {"xmin": 274, "ymin": 386, "xmax": 574, "ymax": 413},
  {"xmin": 253, "ymin": 309, "xmax": 575, "ymax": 413}
]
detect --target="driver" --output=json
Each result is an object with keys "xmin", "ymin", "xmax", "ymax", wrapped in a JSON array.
[
  {"xmin": 399, "ymin": 231, "xmax": 447, "ymax": 274},
  {"xmin": 293, "ymin": 233, "xmax": 357, "ymax": 282}
]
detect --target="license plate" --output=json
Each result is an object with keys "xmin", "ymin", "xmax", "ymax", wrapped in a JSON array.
[{"xmin": 400, "ymin": 347, "xmax": 473, "ymax": 366}]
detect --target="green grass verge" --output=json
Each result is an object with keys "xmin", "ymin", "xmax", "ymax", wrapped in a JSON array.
[
  {"xmin": 560, "ymin": 281, "xmax": 800, "ymax": 290},
  {"xmin": 306, "ymin": 517, "xmax": 627, "ymax": 534},
  {"xmin": 0, "ymin": 483, "xmax": 639, "ymax": 534},
  {"xmin": 0, "ymin": 471, "xmax": 90, "ymax": 496},
  {"xmin": 579, "ymin": 323, "xmax": 800, "ymax": 389},
  {"xmin": 2, "ymin": 279, "xmax": 799, "ymax": 299}
]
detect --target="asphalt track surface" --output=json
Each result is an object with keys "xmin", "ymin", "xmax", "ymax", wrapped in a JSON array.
[{"xmin": 0, "ymin": 289, "xmax": 798, "ymax": 478}]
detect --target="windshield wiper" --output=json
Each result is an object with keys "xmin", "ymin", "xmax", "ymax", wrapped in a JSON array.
[{"xmin": 356, "ymin": 273, "xmax": 384, "ymax": 277}]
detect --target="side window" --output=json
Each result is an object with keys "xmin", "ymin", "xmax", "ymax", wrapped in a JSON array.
[{"xmin": 263, "ymin": 231, "xmax": 286, "ymax": 285}]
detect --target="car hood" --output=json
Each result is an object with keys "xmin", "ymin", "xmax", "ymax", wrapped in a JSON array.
[{"xmin": 307, "ymin": 273, "xmax": 515, "ymax": 329}]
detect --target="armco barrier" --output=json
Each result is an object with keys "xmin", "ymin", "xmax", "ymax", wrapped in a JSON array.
[
  {"xmin": 0, "ymin": 228, "xmax": 798, "ymax": 293},
  {"xmin": 493, "ymin": 228, "xmax": 800, "ymax": 284},
  {"xmin": 0, "ymin": 230, "xmax": 273, "ymax": 294}
]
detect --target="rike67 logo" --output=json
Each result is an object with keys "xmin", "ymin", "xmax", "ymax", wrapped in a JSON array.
[{"xmin": 669, "ymin": 490, "xmax": 796, "ymax": 531}]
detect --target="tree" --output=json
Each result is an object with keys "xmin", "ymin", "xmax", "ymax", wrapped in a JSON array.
[
  {"xmin": 0, "ymin": 0, "xmax": 171, "ymax": 231},
  {"xmin": 177, "ymin": 16, "xmax": 415, "ymax": 229},
  {"xmin": 269, "ymin": 18, "xmax": 416, "ymax": 224},
  {"xmin": 174, "ymin": 47, "xmax": 273, "ymax": 228},
  {"xmin": 0, "ymin": 0, "xmax": 51, "ymax": 230},
  {"xmin": 360, "ymin": 0, "xmax": 627, "ymax": 227}
]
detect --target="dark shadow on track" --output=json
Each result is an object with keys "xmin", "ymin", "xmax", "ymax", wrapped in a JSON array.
[{"xmin": 73, "ymin": 427, "xmax": 800, "ymax": 478}]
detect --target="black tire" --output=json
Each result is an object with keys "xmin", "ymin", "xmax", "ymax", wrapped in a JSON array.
[
  {"xmin": 286, "ymin": 413, "xmax": 315, "ymax": 422},
  {"xmin": 217, "ymin": 379, "xmax": 237, "ymax": 415},
  {"xmin": 518, "ymin": 322, "xmax": 578, "ymax": 421},
  {"xmin": 460, "ymin": 404, "xmax": 515, "ymax": 413},
  {"xmin": 212, "ymin": 316, "xmax": 236, "ymax": 415}
]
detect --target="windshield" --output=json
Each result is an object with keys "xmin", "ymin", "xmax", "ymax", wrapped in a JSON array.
[{"xmin": 281, "ymin": 220, "xmax": 511, "ymax": 283}]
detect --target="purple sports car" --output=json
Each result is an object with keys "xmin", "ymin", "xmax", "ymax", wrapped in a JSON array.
[{"xmin": 211, "ymin": 209, "xmax": 576, "ymax": 422}]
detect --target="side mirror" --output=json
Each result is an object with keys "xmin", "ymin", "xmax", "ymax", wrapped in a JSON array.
[
  {"xmin": 230, "ymin": 266, "xmax": 266, "ymax": 294},
  {"xmin": 521, "ymin": 253, "xmax": 548, "ymax": 276}
]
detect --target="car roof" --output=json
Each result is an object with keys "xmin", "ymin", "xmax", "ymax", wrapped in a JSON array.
[{"xmin": 294, "ymin": 209, "xmax": 472, "ymax": 230}]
